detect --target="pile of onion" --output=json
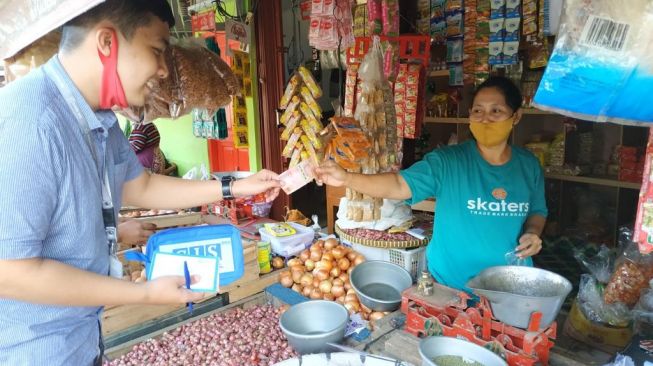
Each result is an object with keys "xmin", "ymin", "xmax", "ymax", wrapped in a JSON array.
[
  {"xmin": 279, "ymin": 238, "xmax": 378, "ymax": 321},
  {"xmin": 105, "ymin": 305, "xmax": 296, "ymax": 366}
]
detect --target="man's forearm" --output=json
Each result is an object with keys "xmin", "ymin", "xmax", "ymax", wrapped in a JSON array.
[
  {"xmin": 0, "ymin": 258, "xmax": 147, "ymax": 306},
  {"xmin": 523, "ymin": 214, "xmax": 546, "ymax": 236},
  {"xmin": 123, "ymin": 173, "xmax": 222, "ymax": 209},
  {"xmin": 345, "ymin": 173, "xmax": 412, "ymax": 200}
]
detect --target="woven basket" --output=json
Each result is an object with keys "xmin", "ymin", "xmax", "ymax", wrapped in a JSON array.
[{"xmin": 335, "ymin": 224, "xmax": 428, "ymax": 249}]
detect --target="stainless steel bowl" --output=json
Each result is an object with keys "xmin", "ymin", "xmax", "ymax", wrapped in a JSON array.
[
  {"xmin": 279, "ymin": 300, "xmax": 349, "ymax": 355},
  {"xmin": 419, "ymin": 336, "xmax": 507, "ymax": 366},
  {"xmin": 350, "ymin": 261, "xmax": 413, "ymax": 312},
  {"xmin": 466, "ymin": 266, "xmax": 572, "ymax": 329}
]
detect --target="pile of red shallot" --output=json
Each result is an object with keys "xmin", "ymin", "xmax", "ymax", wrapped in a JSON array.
[
  {"xmin": 104, "ymin": 305, "xmax": 296, "ymax": 366},
  {"xmin": 278, "ymin": 238, "xmax": 387, "ymax": 323}
]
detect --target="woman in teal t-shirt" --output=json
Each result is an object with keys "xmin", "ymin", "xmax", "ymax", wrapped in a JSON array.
[{"xmin": 315, "ymin": 76, "xmax": 547, "ymax": 291}]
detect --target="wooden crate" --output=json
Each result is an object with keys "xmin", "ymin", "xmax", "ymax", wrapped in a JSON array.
[{"xmin": 131, "ymin": 212, "xmax": 204, "ymax": 229}]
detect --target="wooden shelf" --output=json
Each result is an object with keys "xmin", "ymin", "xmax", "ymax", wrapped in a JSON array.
[
  {"xmin": 428, "ymin": 69, "xmax": 449, "ymax": 77},
  {"xmin": 545, "ymin": 173, "xmax": 641, "ymax": 190},
  {"xmin": 522, "ymin": 108, "xmax": 556, "ymax": 115},
  {"xmin": 424, "ymin": 116, "xmax": 468, "ymax": 124}
]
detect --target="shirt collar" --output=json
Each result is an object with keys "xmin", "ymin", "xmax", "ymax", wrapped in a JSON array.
[{"xmin": 44, "ymin": 55, "xmax": 117, "ymax": 133}]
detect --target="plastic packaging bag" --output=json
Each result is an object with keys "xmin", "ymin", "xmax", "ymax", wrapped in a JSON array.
[
  {"xmin": 533, "ymin": 0, "xmax": 653, "ymax": 124},
  {"xmin": 144, "ymin": 40, "xmax": 240, "ymax": 121},
  {"xmin": 578, "ymin": 274, "xmax": 631, "ymax": 327},
  {"xmin": 633, "ymin": 283, "xmax": 653, "ymax": 337},
  {"xmin": 604, "ymin": 235, "xmax": 653, "ymax": 306},
  {"xmin": 574, "ymin": 244, "xmax": 616, "ymax": 284}
]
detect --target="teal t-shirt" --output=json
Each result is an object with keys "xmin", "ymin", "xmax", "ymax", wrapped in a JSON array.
[{"xmin": 400, "ymin": 140, "xmax": 547, "ymax": 291}]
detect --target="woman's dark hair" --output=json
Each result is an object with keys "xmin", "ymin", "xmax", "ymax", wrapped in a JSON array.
[
  {"xmin": 473, "ymin": 76, "xmax": 523, "ymax": 112},
  {"xmin": 60, "ymin": 0, "xmax": 175, "ymax": 52}
]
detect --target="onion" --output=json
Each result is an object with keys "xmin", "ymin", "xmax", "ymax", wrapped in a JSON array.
[
  {"xmin": 271, "ymin": 257, "xmax": 285, "ymax": 269},
  {"xmin": 336, "ymin": 295, "xmax": 345, "ymax": 304},
  {"xmin": 337, "ymin": 258, "xmax": 351, "ymax": 271},
  {"xmin": 280, "ymin": 276, "xmax": 293, "ymax": 288},
  {"xmin": 344, "ymin": 282, "xmax": 352, "ymax": 291},
  {"xmin": 347, "ymin": 288, "xmax": 357, "ymax": 296},
  {"xmin": 313, "ymin": 268, "xmax": 330, "ymax": 281},
  {"xmin": 331, "ymin": 284, "xmax": 345, "ymax": 298},
  {"xmin": 360, "ymin": 303, "xmax": 372, "ymax": 314},
  {"xmin": 300, "ymin": 273, "xmax": 314, "ymax": 287},
  {"xmin": 310, "ymin": 241, "xmax": 323, "ymax": 252},
  {"xmin": 309, "ymin": 249, "xmax": 322, "ymax": 262},
  {"xmin": 310, "ymin": 287, "xmax": 323, "ymax": 299},
  {"xmin": 330, "ymin": 266, "xmax": 342, "ymax": 278},
  {"xmin": 344, "ymin": 301, "xmax": 360, "ymax": 314},
  {"xmin": 332, "ymin": 278, "xmax": 344, "ymax": 287},
  {"xmin": 347, "ymin": 267, "xmax": 355, "ymax": 275},
  {"xmin": 338, "ymin": 273, "xmax": 349, "ymax": 283},
  {"xmin": 291, "ymin": 283, "xmax": 302, "ymax": 293},
  {"xmin": 347, "ymin": 251, "xmax": 358, "ymax": 261},
  {"xmin": 369, "ymin": 312, "xmax": 385, "ymax": 321},
  {"xmin": 319, "ymin": 280, "xmax": 333, "ymax": 294},
  {"xmin": 292, "ymin": 270, "xmax": 303, "ymax": 284},
  {"xmin": 279, "ymin": 270, "xmax": 291, "ymax": 278},
  {"xmin": 315, "ymin": 259, "xmax": 333, "ymax": 271},
  {"xmin": 304, "ymin": 259, "xmax": 316, "ymax": 271},
  {"xmin": 302, "ymin": 285, "xmax": 313, "ymax": 297},
  {"xmin": 322, "ymin": 252, "xmax": 334, "ymax": 262},
  {"xmin": 345, "ymin": 293, "xmax": 358, "ymax": 303},
  {"xmin": 354, "ymin": 256, "xmax": 365, "ymax": 266},
  {"xmin": 323, "ymin": 293, "xmax": 335, "ymax": 301},
  {"xmin": 324, "ymin": 238, "xmax": 339, "ymax": 250},
  {"xmin": 331, "ymin": 246, "xmax": 345, "ymax": 259},
  {"xmin": 299, "ymin": 250, "xmax": 310, "ymax": 262},
  {"xmin": 290, "ymin": 264, "xmax": 305, "ymax": 274},
  {"xmin": 287, "ymin": 258, "xmax": 303, "ymax": 267}
]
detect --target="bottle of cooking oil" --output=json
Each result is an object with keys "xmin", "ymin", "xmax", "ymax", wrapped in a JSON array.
[{"xmin": 417, "ymin": 270, "xmax": 434, "ymax": 296}]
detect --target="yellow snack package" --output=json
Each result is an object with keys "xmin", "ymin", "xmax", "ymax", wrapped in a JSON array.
[
  {"xmin": 282, "ymin": 127, "xmax": 303, "ymax": 157},
  {"xmin": 279, "ymin": 74, "xmax": 301, "ymax": 109},
  {"xmin": 300, "ymin": 86, "xmax": 322, "ymax": 119},
  {"xmin": 300, "ymin": 135, "xmax": 320, "ymax": 165},
  {"xmin": 300, "ymin": 119, "xmax": 323, "ymax": 149},
  {"xmin": 298, "ymin": 65, "xmax": 322, "ymax": 99},
  {"xmin": 280, "ymin": 96, "xmax": 301, "ymax": 125},
  {"xmin": 280, "ymin": 111, "xmax": 301, "ymax": 140}
]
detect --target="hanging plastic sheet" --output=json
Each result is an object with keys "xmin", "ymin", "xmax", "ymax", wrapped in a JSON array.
[
  {"xmin": 0, "ymin": 0, "xmax": 105, "ymax": 60},
  {"xmin": 532, "ymin": 0, "xmax": 653, "ymax": 125}
]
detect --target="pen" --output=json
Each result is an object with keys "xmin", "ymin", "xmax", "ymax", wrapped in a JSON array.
[{"xmin": 183, "ymin": 261, "xmax": 193, "ymax": 314}]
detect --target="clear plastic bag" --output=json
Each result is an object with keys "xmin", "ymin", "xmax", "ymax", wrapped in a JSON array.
[
  {"xmin": 574, "ymin": 244, "xmax": 616, "ymax": 284},
  {"xmin": 532, "ymin": 0, "xmax": 653, "ymax": 124},
  {"xmin": 633, "ymin": 284, "xmax": 653, "ymax": 337},
  {"xmin": 604, "ymin": 229, "xmax": 653, "ymax": 306},
  {"xmin": 578, "ymin": 274, "xmax": 631, "ymax": 327}
]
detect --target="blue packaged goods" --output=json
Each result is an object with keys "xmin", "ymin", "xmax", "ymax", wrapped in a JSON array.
[{"xmin": 533, "ymin": 0, "xmax": 653, "ymax": 125}]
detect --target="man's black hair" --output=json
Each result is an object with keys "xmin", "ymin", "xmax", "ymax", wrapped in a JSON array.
[
  {"xmin": 473, "ymin": 76, "xmax": 523, "ymax": 112},
  {"xmin": 60, "ymin": 0, "xmax": 175, "ymax": 51}
]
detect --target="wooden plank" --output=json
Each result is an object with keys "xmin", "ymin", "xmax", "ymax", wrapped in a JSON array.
[
  {"xmin": 383, "ymin": 330, "xmax": 422, "ymax": 366},
  {"xmin": 131, "ymin": 212, "xmax": 203, "ymax": 229},
  {"xmin": 101, "ymin": 303, "xmax": 185, "ymax": 338},
  {"xmin": 226, "ymin": 271, "xmax": 280, "ymax": 304},
  {"xmin": 545, "ymin": 173, "xmax": 641, "ymax": 190},
  {"xmin": 411, "ymin": 199, "xmax": 435, "ymax": 213}
]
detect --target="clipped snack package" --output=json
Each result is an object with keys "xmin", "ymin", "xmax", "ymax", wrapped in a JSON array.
[
  {"xmin": 533, "ymin": 0, "xmax": 653, "ymax": 124},
  {"xmin": 300, "ymin": 135, "xmax": 320, "ymax": 166},
  {"xmin": 289, "ymin": 147, "xmax": 303, "ymax": 168},
  {"xmin": 282, "ymin": 127, "xmax": 303, "ymax": 158},
  {"xmin": 300, "ymin": 86, "xmax": 322, "ymax": 119},
  {"xmin": 301, "ymin": 119, "xmax": 323, "ymax": 149},
  {"xmin": 280, "ymin": 74, "xmax": 302, "ymax": 109},
  {"xmin": 297, "ymin": 65, "xmax": 323, "ymax": 99},
  {"xmin": 280, "ymin": 112, "xmax": 301, "ymax": 140},
  {"xmin": 280, "ymin": 96, "xmax": 301, "ymax": 125}
]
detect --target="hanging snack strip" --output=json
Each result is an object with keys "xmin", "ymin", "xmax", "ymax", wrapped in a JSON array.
[{"xmin": 279, "ymin": 66, "xmax": 325, "ymax": 168}]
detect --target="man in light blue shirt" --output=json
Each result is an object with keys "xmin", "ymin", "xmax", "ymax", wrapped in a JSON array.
[{"xmin": 0, "ymin": 1, "xmax": 280, "ymax": 365}]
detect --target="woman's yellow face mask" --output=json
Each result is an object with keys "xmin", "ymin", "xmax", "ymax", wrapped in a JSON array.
[{"xmin": 468, "ymin": 87, "xmax": 519, "ymax": 147}]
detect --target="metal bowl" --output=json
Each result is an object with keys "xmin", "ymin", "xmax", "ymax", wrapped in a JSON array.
[
  {"xmin": 350, "ymin": 261, "xmax": 413, "ymax": 312},
  {"xmin": 279, "ymin": 300, "xmax": 349, "ymax": 355},
  {"xmin": 466, "ymin": 266, "xmax": 572, "ymax": 329},
  {"xmin": 419, "ymin": 336, "xmax": 507, "ymax": 366}
]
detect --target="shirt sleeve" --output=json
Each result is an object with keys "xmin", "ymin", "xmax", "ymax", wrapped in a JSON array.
[
  {"xmin": 0, "ymin": 121, "xmax": 60, "ymax": 259},
  {"xmin": 529, "ymin": 160, "xmax": 548, "ymax": 217},
  {"xmin": 398, "ymin": 150, "xmax": 443, "ymax": 205}
]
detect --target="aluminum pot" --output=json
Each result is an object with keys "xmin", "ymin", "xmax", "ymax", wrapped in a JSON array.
[
  {"xmin": 350, "ymin": 261, "xmax": 413, "ymax": 312},
  {"xmin": 419, "ymin": 336, "xmax": 507, "ymax": 366},
  {"xmin": 466, "ymin": 266, "xmax": 572, "ymax": 329},
  {"xmin": 279, "ymin": 300, "xmax": 349, "ymax": 355}
]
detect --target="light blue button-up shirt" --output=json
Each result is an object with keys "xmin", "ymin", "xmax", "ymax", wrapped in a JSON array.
[{"xmin": 0, "ymin": 56, "xmax": 143, "ymax": 365}]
